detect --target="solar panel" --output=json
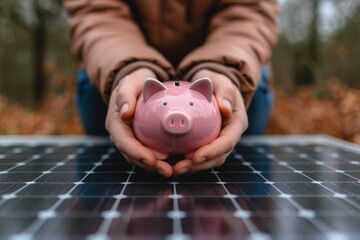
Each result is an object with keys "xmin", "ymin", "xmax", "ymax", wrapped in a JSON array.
[{"xmin": 0, "ymin": 135, "xmax": 359, "ymax": 239}]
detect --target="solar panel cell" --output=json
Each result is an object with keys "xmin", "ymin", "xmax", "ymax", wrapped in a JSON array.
[{"xmin": 0, "ymin": 136, "xmax": 359, "ymax": 239}]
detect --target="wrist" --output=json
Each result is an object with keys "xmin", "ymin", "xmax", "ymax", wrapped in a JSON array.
[
  {"xmin": 192, "ymin": 69, "xmax": 235, "ymax": 87},
  {"xmin": 111, "ymin": 61, "xmax": 169, "ymax": 91},
  {"xmin": 112, "ymin": 67, "xmax": 156, "ymax": 91},
  {"xmin": 183, "ymin": 63, "xmax": 240, "ymax": 88}
]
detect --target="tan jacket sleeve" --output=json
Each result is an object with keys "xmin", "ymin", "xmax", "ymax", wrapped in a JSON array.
[
  {"xmin": 64, "ymin": 0, "xmax": 174, "ymax": 103},
  {"xmin": 178, "ymin": 0, "xmax": 280, "ymax": 108}
]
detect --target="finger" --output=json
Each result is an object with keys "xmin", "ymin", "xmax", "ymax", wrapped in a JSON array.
[
  {"xmin": 173, "ymin": 159, "xmax": 193, "ymax": 175},
  {"xmin": 212, "ymin": 79, "xmax": 236, "ymax": 118},
  {"xmin": 126, "ymin": 153, "xmax": 173, "ymax": 177},
  {"xmin": 192, "ymin": 134, "xmax": 236, "ymax": 164},
  {"xmin": 154, "ymin": 160, "xmax": 173, "ymax": 177},
  {"xmin": 107, "ymin": 120, "xmax": 157, "ymax": 167},
  {"xmin": 114, "ymin": 125, "xmax": 173, "ymax": 178},
  {"xmin": 123, "ymin": 153, "xmax": 154, "ymax": 171},
  {"xmin": 190, "ymin": 154, "xmax": 229, "ymax": 172},
  {"xmin": 174, "ymin": 151, "xmax": 230, "ymax": 174},
  {"xmin": 194, "ymin": 108, "xmax": 245, "ymax": 158},
  {"xmin": 107, "ymin": 83, "xmax": 157, "ymax": 168},
  {"xmin": 123, "ymin": 151, "xmax": 167, "ymax": 174},
  {"xmin": 113, "ymin": 79, "xmax": 143, "ymax": 121},
  {"xmin": 193, "ymin": 70, "xmax": 237, "ymax": 118}
]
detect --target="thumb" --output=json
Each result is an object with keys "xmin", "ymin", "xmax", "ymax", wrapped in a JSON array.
[
  {"xmin": 113, "ymin": 80, "xmax": 143, "ymax": 122},
  {"xmin": 219, "ymin": 98, "xmax": 233, "ymax": 118},
  {"xmin": 200, "ymin": 71, "xmax": 237, "ymax": 119},
  {"xmin": 115, "ymin": 68, "xmax": 158, "ymax": 121},
  {"xmin": 116, "ymin": 90, "xmax": 138, "ymax": 122},
  {"xmin": 214, "ymin": 84, "xmax": 236, "ymax": 118}
]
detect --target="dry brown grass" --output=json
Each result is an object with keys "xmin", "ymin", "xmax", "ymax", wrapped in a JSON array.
[
  {"xmin": 267, "ymin": 80, "xmax": 360, "ymax": 145},
  {"xmin": 0, "ymin": 79, "xmax": 359, "ymax": 145},
  {"xmin": 0, "ymin": 88, "xmax": 84, "ymax": 135}
]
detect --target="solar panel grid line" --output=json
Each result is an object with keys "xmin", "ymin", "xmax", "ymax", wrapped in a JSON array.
[
  {"xmin": 242, "ymin": 135, "xmax": 359, "ymax": 153},
  {"xmin": 0, "ymin": 147, "xmax": 72, "ymax": 206},
  {"xmin": 283, "ymin": 152, "xmax": 356, "ymax": 196},
  {"xmin": 166, "ymin": 181, "xmax": 188, "ymax": 239},
  {"xmin": 325, "ymin": 166, "xmax": 360, "ymax": 182},
  {"xmin": 0, "ymin": 136, "xmax": 360, "ymax": 239},
  {"xmin": 343, "ymin": 198, "xmax": 360, "ymax": 213},
  {"xmin": 212, "ymin": 168, "xmax": 264, "ymax": 235},
  {"xmin": 232, "ymin": 145, "xmax": 342, "ymax": 238},
  {"xmin": 276, "ymin": 152, "xmax": 354, "ymax": 183},
  {"xmin": 91, "ymin": 164, "xmax": 134, "ymax": 238},
  {"xmin": 269, "ymin": 148, "xmax": 360, "ymax": 213},
  {"xmin": 280, "ymin": 146, "xmax": 359, "ymax": 228},
  {"xmin": 270, "ymin": 156, "xmax": 347, "ymax": 194},
  {"xmin": 0, "ymin": 147, "xmax": 48, "ymax": 173},
  {"xmin": 20, "ymin": 147, "xmax": 113, "ymax": 236},
  {"xmin": 294, "ymin": 151, "xmax": 359, "ymax": 181},
  {"xmin": 235, "ymin": 151, "xmax": 335, "ymax": 234}
]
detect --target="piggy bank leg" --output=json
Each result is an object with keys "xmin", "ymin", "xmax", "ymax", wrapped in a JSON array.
[{"xmin": 150, "ymin": 148, "xmax": 169, "ymax": 160}]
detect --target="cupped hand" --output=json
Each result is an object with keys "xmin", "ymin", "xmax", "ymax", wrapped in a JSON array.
[
  {"xmin": 106, "ymin": 68, "xmax": 173, "ymax": 177},
  {"xmin": 173, "ymin": 69, "xmax": 248, "ymax": 174}
]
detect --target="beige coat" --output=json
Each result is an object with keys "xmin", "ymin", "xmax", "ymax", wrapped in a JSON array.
[{"xmin": 64, "ymin": 0, "xmax": 280, "ymax": 107}]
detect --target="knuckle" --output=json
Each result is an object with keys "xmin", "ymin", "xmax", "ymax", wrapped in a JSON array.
[
  {"xmin": 118, "ymin": 75, "xmax": 134, "ymax": 86},
  {"xmin": 222, "ymin": 86, "xmax": 237, "ymax": 97},
  {"xmin": 112, "ymin": 84, "xmax": 125, "ymax": 98},
  {"xmin": 216, "ymin": 87, "xmax": 237, "ymax": 105},
  {"xmin": 196, "ymin": 69, "xmax": 213, "ymax": 77},
  {"xmin": 115, "ymin": 91, "xmax": 128, "ymax": 104}
]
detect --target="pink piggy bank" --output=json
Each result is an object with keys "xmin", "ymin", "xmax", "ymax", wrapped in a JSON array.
[{"xmin": 133, "ymin": 78, "xmax": 221, "ymax": 160}]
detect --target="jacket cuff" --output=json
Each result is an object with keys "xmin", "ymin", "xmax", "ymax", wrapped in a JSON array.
[{"xmin": 182, "ymin": 62, "xmax": 255, "ymax": 108}]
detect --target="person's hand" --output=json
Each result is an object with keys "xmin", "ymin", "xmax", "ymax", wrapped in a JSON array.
[
  {"xmin": 173, "ymin": 69, "xmax": 248, "ymax": 174},
  {"xmin": 106, "ymin": 68, "xmax": 173, "ymax": 177}
]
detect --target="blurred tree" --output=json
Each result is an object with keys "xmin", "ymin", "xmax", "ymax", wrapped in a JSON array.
[
  {"xmin": 273, "ymin": 0, "xmax": 320, "ymax": 88},
  {"xmin": 324, "ymin": 4, "xmax": 360, "ymax": 87},
  {"xmin": 273, "ymin": 0, "xmax": 359, "ymax": 90},
  {"xmin": 293, "ymin": 0, "xmax": 321, "ymax": 86},
  {"xmin": 308, "ymin": 0, "xmax": 320, "ymax": 66},
  {"xmin": 0, "ymin": 0, "xmax": 64, "ymax": 108}
]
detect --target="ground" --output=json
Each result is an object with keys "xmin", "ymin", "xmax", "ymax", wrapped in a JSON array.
[{"xmin": 0, "ymin": 80, "xmax": 359, "ymax": 145}]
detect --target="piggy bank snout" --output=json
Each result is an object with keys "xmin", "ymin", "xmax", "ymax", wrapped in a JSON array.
[{"xmin": 162, "ymin": 110, "xmax": 193, "ymax": 135}]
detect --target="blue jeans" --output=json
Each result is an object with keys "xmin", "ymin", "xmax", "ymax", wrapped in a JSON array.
[{"xmin": 76, "ymin": 67, "xmax": 273, "ymax": 136}]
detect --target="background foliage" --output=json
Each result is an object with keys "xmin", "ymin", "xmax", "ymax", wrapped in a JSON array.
[{"xmin": 0, "ymin": 0, "xmax": 359, "ymax": 144}]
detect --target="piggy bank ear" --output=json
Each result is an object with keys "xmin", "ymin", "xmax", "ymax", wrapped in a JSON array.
[
  {"xmin": 189, "ymin": 77, "xmax": 213, "ymax": 102},
  {"xmin": 143, "ymin": 78, "xmax": 168, "ymax": 102}
]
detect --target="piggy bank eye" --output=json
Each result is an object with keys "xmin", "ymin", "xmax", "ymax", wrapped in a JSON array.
[
  {"xmin": 163, "ymin": 102, "xmax": 167, "ymax": 106},
  {"xmin": 189, "ymin": 102, "xmax": 194, "ymax": 106}
]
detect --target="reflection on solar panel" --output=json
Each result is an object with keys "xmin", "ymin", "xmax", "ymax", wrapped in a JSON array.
[{"xmin": 0, "ymin": 136, "xmax": 359, "ymax": 239}]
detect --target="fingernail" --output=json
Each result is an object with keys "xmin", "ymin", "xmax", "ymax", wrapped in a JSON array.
[
  {"xmin": 179, "ymin": 168, "xmax": 189, "ymax": 174},
  {"xmin": 197, "ymin": 157, "xmax": 206, "ymax": 164},
  {"xmin": 222, "ymin": 99, "xmax": 232, "ymax": 113},
  {"xmin": 120, "ymin": 103, "xmax": 129, "ymax": 117}
]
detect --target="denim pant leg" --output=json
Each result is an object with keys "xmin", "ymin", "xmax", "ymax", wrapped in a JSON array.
[
  {"xmin": 243, "ymin": 66, "xmax": 274, "ymax": 135},
  {"xmin": 75, "ymin": 67, "xmax": 273, "ymax": 136},
  {"xmin": 76, "ymin": 69, "xmax": 108, "ymax": 136}
]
